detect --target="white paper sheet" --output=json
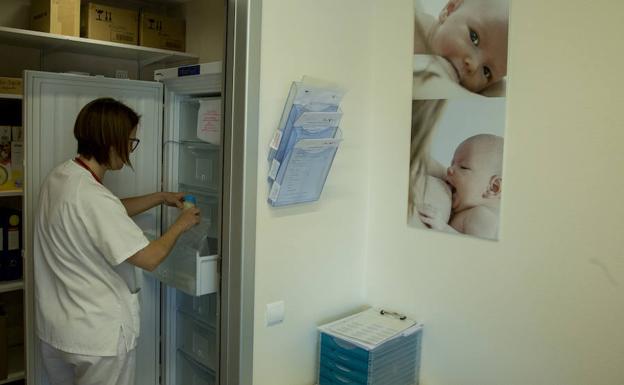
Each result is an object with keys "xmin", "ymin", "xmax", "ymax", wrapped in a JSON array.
[
  {"xmin": 319, "ymin": 308, "xmax": 418, "ymax": 350},
  {"xmin": 196, "ymin": 98, "xmax": 221, "ymax": 145}
]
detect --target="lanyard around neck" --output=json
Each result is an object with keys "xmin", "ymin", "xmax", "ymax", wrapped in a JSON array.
[{"xmin": 74, "ymin": 157, "xmax": 103, "ymax": 185}]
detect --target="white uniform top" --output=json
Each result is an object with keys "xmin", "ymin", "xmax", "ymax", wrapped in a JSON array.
[{"xmin": 34, "ymin": 160, "xmax": 150, "ymax": 356}]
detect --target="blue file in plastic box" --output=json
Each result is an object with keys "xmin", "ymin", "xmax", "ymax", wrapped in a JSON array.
[{"xmin": 318, "ymin": 309, "xmax": 423, "ymax": 385}]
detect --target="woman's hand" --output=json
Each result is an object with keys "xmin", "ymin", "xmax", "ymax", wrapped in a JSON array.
[
  {"xmin": 162, "ymin": 192, "xmax": 185, "ymax": 209},
  {"xmin": 174, "ymin": 207, "xmax": 201, "ymax": 232},
  {"xmin": 417, "ymin": 204, "xmax": 448, "ymax": 231}
]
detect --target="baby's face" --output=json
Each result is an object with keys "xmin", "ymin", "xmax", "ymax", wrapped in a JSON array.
[
  {"xmin": 446, "ymin": 139, "xmax": 498, "ymax": 212},
  {"xmin": 429, "ymin": 0, "xmax": 509, "ymax": 93}
]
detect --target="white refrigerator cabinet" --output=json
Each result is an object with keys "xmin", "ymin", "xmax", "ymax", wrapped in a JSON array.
[{"xmin": 24, "ymin": 67, "xmax": 223, "ymax": 385}]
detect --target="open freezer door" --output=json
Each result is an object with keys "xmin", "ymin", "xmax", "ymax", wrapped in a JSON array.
[
  {"xmin": 23, "ymin": 70, "xmax": 164, "ymax": 385},
  {"xmin": 152, "ymin": 64, "xmax": 223, "ymax": 298}
]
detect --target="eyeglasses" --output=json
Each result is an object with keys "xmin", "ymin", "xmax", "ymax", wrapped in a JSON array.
[{"xmin": 129, "ymin": 138, "xmax": 140, "ymax": 152}]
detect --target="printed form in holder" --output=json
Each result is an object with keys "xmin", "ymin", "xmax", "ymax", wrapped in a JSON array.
[{"xmin": 318, "ymin": 308, "xmax": 421, "ymax": 350}]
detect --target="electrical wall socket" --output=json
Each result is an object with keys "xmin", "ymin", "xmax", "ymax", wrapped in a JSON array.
[{"xmin": 266, "ymin": 301, "xmax": 285, "ymax": 327}]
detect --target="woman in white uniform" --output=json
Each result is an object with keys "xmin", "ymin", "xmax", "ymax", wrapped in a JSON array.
[{"xmin": 33, "ymin": 98, "xmax": 201, "ymax": 385}]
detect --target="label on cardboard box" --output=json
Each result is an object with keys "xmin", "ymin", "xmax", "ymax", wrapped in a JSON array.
[
  {"xmin": 140, "ymin": 12, "xmax": 186, "ymax": 52},
  {"xmin": 82, "ymin": 3, "xmax": 139, "ymax": 45},
  {"xmin": 0, "ymin": 77, "xmax": 23, "ymax": 95}
]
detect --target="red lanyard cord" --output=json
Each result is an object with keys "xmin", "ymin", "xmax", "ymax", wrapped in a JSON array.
[{"xmin": 74, "ymin": 157, "xmax": 103, "ymax": 185}]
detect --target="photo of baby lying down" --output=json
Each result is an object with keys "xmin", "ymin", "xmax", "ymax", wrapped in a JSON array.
[
  {"xmin": 407, "ymin": 98, "xmax": 506, "ymax": 241},
  {"xmin": 413, "ymin": 0, "xmax": 509, "ymax": 99}
]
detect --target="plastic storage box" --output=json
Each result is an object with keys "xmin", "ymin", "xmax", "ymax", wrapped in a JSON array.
[{"xmin": 318, "ymin": 321, "xmax": 422, "ymax": 385}]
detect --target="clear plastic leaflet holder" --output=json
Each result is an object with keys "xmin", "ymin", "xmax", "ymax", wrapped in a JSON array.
[
  {"xmin": 268, "ymin": 81, "xmax": 345, "ymax": 176},
  {"xmin": 268, "ymin": 80, "xmax": 345, "ymax": 206}
]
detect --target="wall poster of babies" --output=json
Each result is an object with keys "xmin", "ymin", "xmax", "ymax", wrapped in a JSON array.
[{"xmin": 408, "ymin": 0, "xmax": 509, "ymax": 241}]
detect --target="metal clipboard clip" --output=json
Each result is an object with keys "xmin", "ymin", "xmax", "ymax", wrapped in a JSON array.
[{"xmin": 379, "ymin": 309, "xmax": 407, "ymax": 321}]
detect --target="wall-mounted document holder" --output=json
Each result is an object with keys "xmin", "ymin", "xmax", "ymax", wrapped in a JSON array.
[{"xmin": 267, "ymin": 79, "xmax": 346, "ymax": 207}]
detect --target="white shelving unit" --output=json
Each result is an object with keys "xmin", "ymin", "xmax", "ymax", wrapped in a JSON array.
[
  {"xmin": 0, "ymin": 190, "xmax": 23, "ymax": 198},
  {"xmin": 1, "ymin": 58, "xmax": 25, "ymax": 385},
  {"xmin": 0, "ymin": 281, "xmax": 23, "ymax": 294},
  {"xmin": 0, "ymin": 26, "xmax": 199, "ymax": 67},
  {"xmin": 0, "ymin": 94, "xmax": 21, "ymax": 100}
]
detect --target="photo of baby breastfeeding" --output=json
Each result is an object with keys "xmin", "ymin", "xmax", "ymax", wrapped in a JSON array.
[
  {"xmin": 407, "ymin": 98, "xmax": 506, "ymax": 240},
  {"xmin": 413, "ymin": 0, "xmax": 510, "ymax": 99}
]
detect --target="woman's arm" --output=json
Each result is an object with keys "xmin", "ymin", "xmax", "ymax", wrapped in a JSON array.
[
  {"xmin": 127, "ymin": 206, "xmax": 200, "ymax": 271},
  {"xmin": 121, "ymin": 192, "xmax": 184, "ymax": 217}
]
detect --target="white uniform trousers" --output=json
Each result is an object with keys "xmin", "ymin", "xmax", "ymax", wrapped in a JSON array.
[{"xmin": 40, "ymin": 333, "xmax": 136, "ymax": 385}]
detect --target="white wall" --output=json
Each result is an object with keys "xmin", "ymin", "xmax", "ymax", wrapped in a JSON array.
[
  {"xmin": 184, "ymin": 0, "xmax": 225, "ymax": 63},
  {"xmin": 367, "ymin": 1, "xmax": 624, "ymax": 385},
  {"xmin": 252, "ymin": 1, "xmax": 375, "ymax": 384},
  {"xmin": 252, "ymin": 0, "xmax": 624, "ymax": 384}
]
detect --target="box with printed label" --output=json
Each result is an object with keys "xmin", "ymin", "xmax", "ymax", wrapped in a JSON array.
[
  {"xmin": 30, "ymin": 0, "xmax": 80, "ymax": 37},
  {"xmin": 139, "ymin": 11, "xmax": 186, "ymax": 52},
  {"xmin": 81, "ymin": 2, "xmax": 139, "ymax": 45},
  {"xmin": 0, "ymin": 78, "xmax": 22, "ymax": 95}
]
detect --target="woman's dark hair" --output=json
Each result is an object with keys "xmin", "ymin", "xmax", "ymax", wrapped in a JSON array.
[{"xmin": 74, "ymin": 98, "xmax": 140, "ymax": 166}]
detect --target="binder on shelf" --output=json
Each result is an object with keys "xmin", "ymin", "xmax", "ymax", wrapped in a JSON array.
[{"xmin": 267, "ymin": 78, "xmax": 345, "ymax": 207}]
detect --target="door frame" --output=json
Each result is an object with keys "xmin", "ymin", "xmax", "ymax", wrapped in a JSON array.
[{"xmin": 220, "ymin": 0, "xmax": 261, "ymax": 383}]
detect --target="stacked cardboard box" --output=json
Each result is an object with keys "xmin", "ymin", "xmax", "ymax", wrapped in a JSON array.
[
  {"xmin": 30, "ymin": 0, "xmax": 80, "ymax": 36},
  {"xmin": 81, "ymin": 2, "xmax": 139, "ymax": 45},
  {"xmin": 139, "ymin": 11, "xmax": 186, "ymax": 52},
  {"xmin": 29, "ymin": 1, "xmax": 187, "ymax": 52}
]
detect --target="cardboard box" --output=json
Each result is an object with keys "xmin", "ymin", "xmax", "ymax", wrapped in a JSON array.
[
  {"xmin": 81, "ymin": 3, "xmax": 139, "ymax": 45},
  {"xmin": 30, "ymin": 0, "xmax": 80, "ymax": 37},
  {"xmin": 0, "ymin": 78, "xmax": 22, "ymax": 95},
  {"xmin": 139, "ymin": 11, "xmax": 185, "ymax": 52}
]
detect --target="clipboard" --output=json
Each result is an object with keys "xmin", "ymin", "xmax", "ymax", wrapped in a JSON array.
[{"xmin": 318, "ymin": 308, "xmax": 421, "ymax": 351}]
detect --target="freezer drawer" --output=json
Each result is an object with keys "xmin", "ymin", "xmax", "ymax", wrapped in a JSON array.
[
  {"xmin": 154, "ymin": 252, "xmax": 219, "ymax": 297},
  {"xmin": 155, "ymin": 191, "xmax": 220, "ymax": 297},
  {"xmin": 177, "ymin": 350, "xmax": 215, "ymax": 385},
  {"xmin": 177, "ymin": 291, "xmax": 217, "ymax": 328},
  {"xmin": 177, "ymin": 312, "xmax": 217, "ymax": 370}
]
